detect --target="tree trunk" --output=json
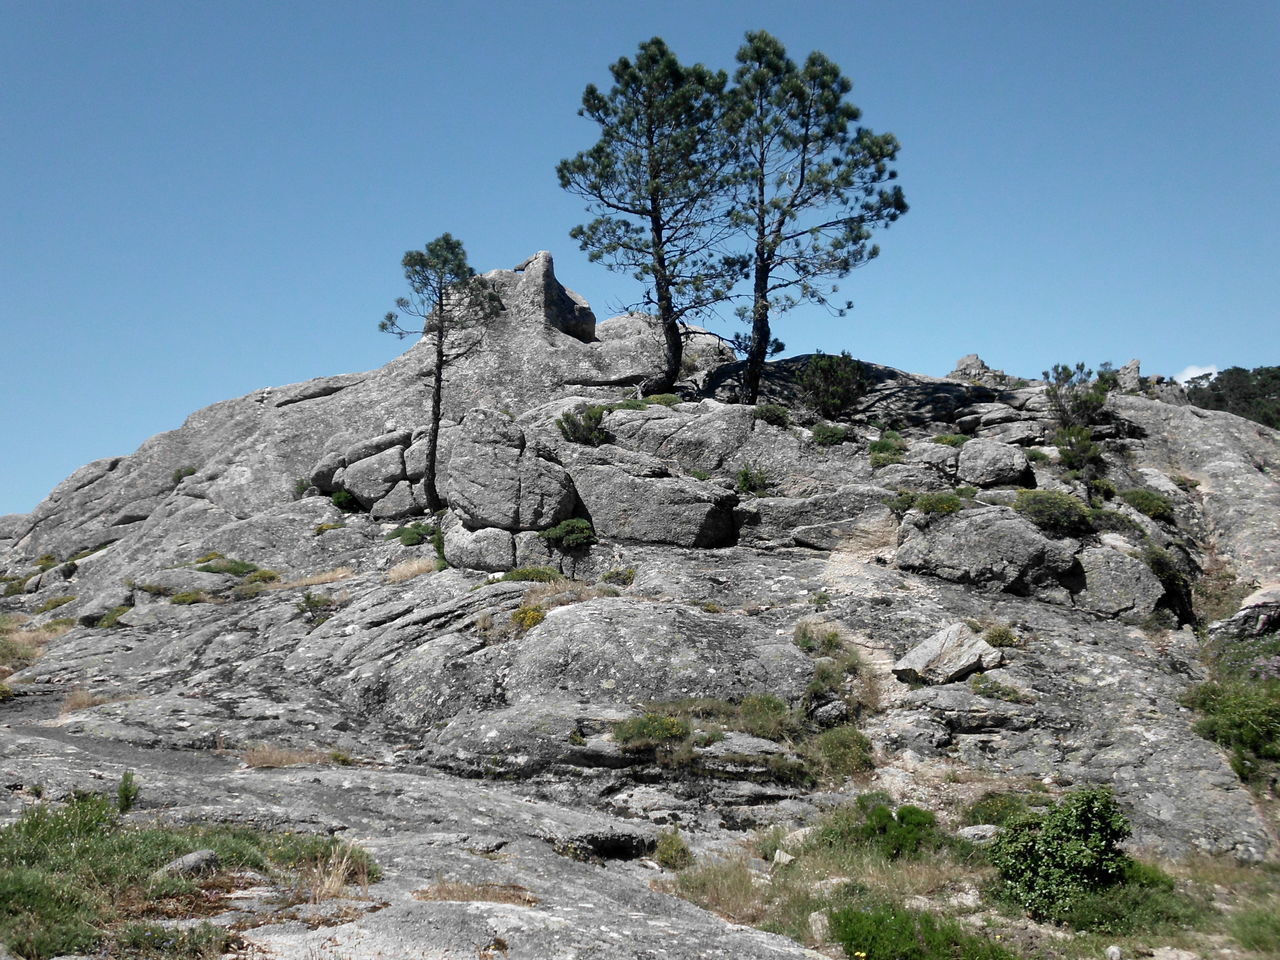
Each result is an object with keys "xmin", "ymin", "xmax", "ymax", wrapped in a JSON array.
[
  {"xmin": 423, "ymin": 318, "xmax": 446, "ymax": 513},
  {"xmin": 743, "ymin": 256, "xmax": 772, "ymax": 403}
]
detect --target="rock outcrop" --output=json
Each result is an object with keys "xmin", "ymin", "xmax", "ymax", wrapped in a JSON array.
[{"xmin": 3, "ymin": 262, "xmax": 1279, "ymax": 957}]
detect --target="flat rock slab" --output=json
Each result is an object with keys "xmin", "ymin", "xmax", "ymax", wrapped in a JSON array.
[{"xmin": 892, "ymin": 622, "xmax": 1003, "ymax": 685}]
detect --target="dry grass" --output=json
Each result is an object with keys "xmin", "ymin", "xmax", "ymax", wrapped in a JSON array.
[
  {"xmin": 293, "ymin": 842, "xmax": 373, "ymax": 903},
  {"xmin": 59, "ymin": 688, "xmax": 133, "ymax": 714},
  {"xmin": 276, "ymin": 567, "xmax": 355, "ymax": 590},
  {"xmin": 521, "ymin": 579, "xmax": 615, "ymax": 609},
  {"xmin": 0, "ymin": 615, "xmax": 73, "ymax": 678},
  {"xmin": 240, "ymin": 743, "xmax": 331, "ymax": 768},
  {"xmin": 414, "ymin": 881, "xmax": 539, "ymax": 906},
  {"xmin": 386, "ymin": 557, "xmax": 438, "ymax": 583}
]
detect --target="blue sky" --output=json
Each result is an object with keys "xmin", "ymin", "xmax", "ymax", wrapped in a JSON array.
[{"xmin": 2, "ymin": 1, "xmax": 1276, "ymax": 515}]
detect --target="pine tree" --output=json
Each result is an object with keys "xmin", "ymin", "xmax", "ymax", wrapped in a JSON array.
[{"xmin": 380, "ymin": 234, "xmax": 500, "ymax": 512}]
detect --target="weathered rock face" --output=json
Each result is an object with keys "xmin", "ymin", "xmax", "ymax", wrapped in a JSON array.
[{"xmin": 4, "ymin": 274, "xmax": 1280, "ymax": 956}]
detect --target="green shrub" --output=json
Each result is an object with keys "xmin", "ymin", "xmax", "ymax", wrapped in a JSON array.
[
  {"xmin": 35, "ymin": 554, "xmax": 58, "ymax": 572},
  {"xmin": 116, "ymin": 771, "xmax": 139, "ymax": 815},
  {"xmin": 645, "ymin": 393, "xmax": 681, "ymax": 407},
  {"xmin": 295, "ymin": 591, "xmax": 334, "ymax": 625},
  {"xmin": 1183, "ymin": 679, "xmax": 1280, "ymax": 780},
  {"xmin": 169, "ymin": 592, "xmax": 208, "ymax": 605},
  {"xmin": 1012, "ymin": 489, "xmax": 1092, "ymax": 537},
  {"xmin": 931, "ymin": 433, "xmax": 969, "ymax": 447},
  {"xmin": 962, "ymin": 790, "xmax": 1045, "ymax": 826},
  {"xmin": 1140, "ymin": 545, "xmax": 1190, "ymax": 596},
  {"xmin": 95, "ymin": 606, "xmax": 131, "ymax": 629},
  {"xmin": 243, "ymin": 569, "xmax": 280, "ymax": 584},
  {"xmin": 884, "ymin": 490, "xmax": 917, "ymax": 514},
  {"xmin": 689, "ymin": 468, "xmax": 711, "ymax": 481},
  {"xmin": 955, "ymin": 485, "xmax": 977, "ymax": 499},
  {"xmin": 1053, "ymin": 425, "xmax": 1104, "ymax": 471},
  {"xmin": 830, "ymin": 902, "xmax": 1018, "ymax": 960},
  {"xmin": 753, "ymin": 403, "xmax": 790, "ymax": 428},
  {"xmin": 613, "ymin": 713, "xmax": 691, "ymax": 751},
  {"xmin": 799, "ymin": 350, "xmax": 867, "ymax": 419},
  {"xmin": 736, "ymin": 463, "xmax": 771, "ymax": 495},
  {"xmin": 990, "ymin": 787, "xmax": 1131, "ymax": 921},
  {"xmin": 1026, "ymin": 448, "xmax": 1050, "ymax": 463},
  {"xmin": 330, "ymin": 489, "xmax": 362, "ymax": 513},
  {"xmin": 540, "ymin": 518, "xmax": 597, "ymax": 551},
  {"xmin": 510, "ymin": 606, "xmax": 545, "ymax": 632},
  {"xmin": 810, "ymin": 422, "xmax": 851, "ymax": 447},
  {"xmin": 1119, "ymin": 487, "xmax": 1174, "ymax": 521},
  {"xmin": 983, "ymin": 623, "xmax": 1020, "ymax": 647},
  {"xmin": 195, "ymin": 558, "xmax": 258, "ymax": 576},
  {"xmin": 1231, "ymin": 905, "xmax": 1280, "ymax": 953},
  {"xmin": 914, "ymin": 492, "xmax": 962, "ymax": 515},
  {"xmin": 499, "ymin": 566, "xmax": 564, "ymax": 583},
  {"xmin": 0, "ymin": 683, "xmax": 14, "ymax": 703},
  {"xmin": 601, "ymin": 567, "xmax": 635, "ymax": 586},
  {"xmin": 793, "ymin": 622, "xmax": 842, "ymax": 655},
  {"xmin": 171, "ymin": 466, "xmax": 196, "ymax": 486},
  {"xmin": 557, "ymin": 406, "xmax": 611, "ymax": 446},
  {"xmin": 654, "ymin": 828, "xmax": 694, "ymax": 870},
  {"xmin": 809, "ymin": 797, "xmax": 942, "ymax": 861},
  {"xmin": 3, "ymin": 575, "xmax": 34, "ymax": 597},
  {"xmin": 293, "ymin": 477, "xmax": 311, "ymax": 500},
  {"xmin": 734, "ymin": 694, "xmax": 794, "ymax": 740},
  {"xmin": 1054, "ymin": 860, "xmax": 1206, "ymax": 934},
  {"xmin": 35, "ymin": 596, "xmax": 75, "ymax": 614},
  {"xmin": 800, "ymin": 726, "xmax": 874, "ymax": 779},
  {"xmin": 384, "ymin": 522, "xmax": 434, "ymax": 547},
  {"xmin": 1043, "ymin": 361, "xmax": 1114, "ymax": 429},
  {"xmin": 868, "ymin": 430, "xmax": 907, "ymax": 468},
  {"xmin": 806, "ymin": 652, "xmax": 862, "ymax": 700},
  {"xmin": 1088, "ymin": 508, "xmax": 1141, "ymax": 534}
]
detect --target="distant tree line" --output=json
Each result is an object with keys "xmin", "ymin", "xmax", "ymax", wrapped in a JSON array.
[
  {"xmin": 1185, "ymin": 366, "xmax": 1280, "ymax": 429},
  {"xmin": 558, "ymin": 31, "xmax": 907, "ymax": 400}
]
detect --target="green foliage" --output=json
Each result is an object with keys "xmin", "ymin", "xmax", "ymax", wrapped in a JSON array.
[
  {"xmin": 990, "ymin": 787, "xmax": 1131, "ymax": 922},
  {"xmin": 243, "ymin": 569, "xmax": 280, "ymax": 584},
  {"xmin": 1184, "ymin": 679, "xmax": 1280, "ymax": 781},
  {"xmin": 962, "ymin": 790, "xmax": 1045, "ymax": 826},
  {"xmin": 800, "ymin": 726, "xmax": 874, "ymax": 779},
  {"xmin": 753, "ymin": 403, "xmax": 790, "ymax": 427},
  {"xmin": 96, "ymin": 605, "xmax": 131, "ymax": 629},
  {"xmin": 0, "ymin": 791, "xmax": 378, "ymax": 960},
  {"xmin": 1042, "ymin": 361, "xmax": 1115, "ymax": 429},
  {"xmin": 654, "ymin": 828, "xmax": 694, "ymax": 870},
  {"xmin": 292, "ymin": 477, "xmax": 311, "ymax": 500},
  {"xmin": 384, "ymin": 522, "xmax": 435, "ymax": 547},
  {"xmin": 913, "ymin": 492, "xmax": 962, "ymax": 515},
  {"xmin": 171, "ymin": 466, "xmax": 196, "ymax": 486},
  {"xmin": 313, "ymin": 522, "xmax": 346, "ymax": 536},
  {"xmin": 982, "ymin": 623, "xmax": 1020, "ymax": 648},
  {"xmin": 1025, "ymin": 448, "xmax": 1050, "ymax": 464},
  {"xmin": 794, "ymin": 622, "xmax": 842, "ymax": 655},
  {"xmin": 540, "ymin": 518, "xmax": 597, "ymax": 551},
  {"xmin": 116, "ymin": 771, "xmax": 139, "ymax": 814},
  {"xmin": 168, "ymin": 592, "xmax": 207, "ymax": 606},
  {"xmin": 295, "ymin": 591, "xmax": 335, "ymax": 626},
  {"xmin": 1012, "ymin": 489, "xmax": 1092, "ymax": 537},
  {"xmin": 0, "ymin": 683, "xmax": 13, "ymax": 702},
  {"xmin": 930, "ymin": 433, "xmax": 969, "ymax": 447},
  {"xmin": 810, "ymin": 422, "xmax": 851, "ymax": 446},
  {"xmin": 1185, "ymin": 364, "xmax": 1280, "ymax": 429},
  {"xmin": 194, "ymin": 557, "xmax": 258, "ymax": 576},
  {"xmin": 689, "ymin": 468, "xmax": 711, "ymax": 481},
  {"xmin": 1140, "ymin": 545, "xmax": 1190, "ymax": 596},
  {"xmin": 969, "ymin": 673, "xmax": 1034, "ymax": 704},
  {"xmin": 330, "ymin": 489, "xmax": 362, "ymax": 513},
  {"xmin": 884, "ymin": 489, "xmax": 917, "ymax": 514},
  {"xmin": 809, "ymin": 797, "xmax": 942, "ymax": 861},
  {"xmin": 601, "ymin": 567, "xmax": 635, "ymax": 586},
  {"xmin": 1053, "ymin": 860, "xmax": 1206, "ymax": 935},
  {"xmin": 1053, "ymin": 424, "xmax": 1104, "ymax": 472},
  {"xmin": 510, "ymin": 605, "xmax": 546, "ymax": 632},
  {"xmin": 830, "ymin": 902, "xmax": 1018, "ymax": 960},
  {"xmin": 645, "ymin": 393, "xmax": 682, "ymax": 407},
  {"xmin": 35, "ymin": 554, "xmax": 58, "ymax": 571},
  {"xmin": 868, "ymin": 430, "xmax": 907, "ymax": 468},
  {"xmin": 558, "ymin": 38, "xmax": 735, "ymax": 388},
  {"xmin": 736, "ymin": 462, "xmax": 771, "ymax": 495},
  {"xmin": 36, "ymin": 596, "xmax": 75, "ymax": 614},
  {"xmin": 1231, "ymin": 905, "xmax": 1280, "ymax": 953},
  {"xmin": 798, "ymin": 352, "xmax": 871, "ymax": 420},
  {"xmin": 499, "ymin": 566, "xmax": 565, "ymax": 583},
  {"xmin": 613, "ymin": 713, "xmax": 692, "ymax": 751},
  {"xmin": 1118, "ymin": 487, "xmax": 1174, "ymax": 521},
  {"xmin": 3, "ymin": 575, "xmax": 34, "ymax": 596},
  {"xmin": 1088, "ymin": 507, "xmax": 1141, "ymax": 534},
  {"xmin": 557, "ymin": 405, "xmax": 612, "ymax": 446}
]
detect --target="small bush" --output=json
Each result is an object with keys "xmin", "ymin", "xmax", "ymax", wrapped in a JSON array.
[
  {"xmin": 1054, "ymin": 425, "xmax": 1104, "ymax": 471},
  {"xmin": 794, "ymin": 622, "xmax": 842, "ymax": 655},
  {"xmin": 1119, "ymin": 487, "xmax": 1174, "ymax": 521},
  {"xmin": 689, "ymin": 468, "xmax": 711, "ymax": 481},
  {"xmin": 95, "ymin": 606, "xmax": 131, "ymax": 629},
  {"xmin": 384, "ymin": 522, "xmax": 434, "ymax": 547},
  {"xmin": 601, "ymin": 567, "xmax": 635, "ymax": 586},
  {"xmin": 499, "ymin": 566, "xmax": 564, "ymax": 583},
  {"xmin": 35, "ymin": 554, "xmax": 58, "ymax": 572},
  {"xmin": 955, "ymin": 485, "xmax": 978, "ymax": 499},
  {"xmin": 801, "ymin": 726, "xmax": 874, "ymax": 779},
  {"xmin": 753, "ymin": 403, "xmax": 790, "ymax": 428},
  {"xmin": 885, "ymin": 489, "xmax": 917, "ymax": 514},
  {"xmin": 799, "ymin": 350, "xmax": 867, "ymax": 419},
  {"xmin": 654, "ymin": 828, "xmax": 694, "ymax": 870},
  {"xmin": 962, "ymin": 790, "xmax": 1044, "ymax": 826},
  {"xmin": 1088, "ymin": 507, "xmax": 1140, "ymax": 534},
  {"xmin": 116, "ymin": 771, "xmax": 139, "ymax": 814},
  {"xmin": 243, "ymin": 569, "xmax": 280, "ymax": 584},
  {"xmin": 931, "ymin": 433, "xmax": 969, "ymax": 447},
  {"xmin": 171, "ymin": 466, "xmax": 196, "ymax": 486},
  {"xmin": 1183, "ymin": 679, "xmax": 1280, "ymax": 781},
  {"xmin": 35, "ymin": 596, "xmax": 75, "ymax": 614},
  {"xmin": 736, "ymin": 463, "xmax": 771, "ymax": 495},
  {"xmin": 613, "ymin": 713, "xmax": 692, "ymax": 751},
  {"xmin": 557, "ymin": 406, "xmax": 611, "ymax": 446},
  {"xmin": 983, "ymin": 623, "xmax": 1020, "ymax": 647},
  {"xmin": 195, "ymin": 558, "xmax": 258, "ymax": 576},
  {"xmin": 990, "ymin": 787, "xmax": 1131, "ymax": 922},
  {"xmin": 169, "ymin": 591, "xmax": 208, "ymax": 605},
  {"xmin": 1026, "ymin": 448, "xmax": 1049, "ymax": 463},
  {"xmin": 645, "ymin": 393, "xmax": 681, "ymax": 407},
  {"xmin": 830, "ymin": 903, "xmax": 1018, "ymax": 960},
  {"xmin": 296, "ymin": 591, "xmax": 335, "ymax": 626},
  {"xmin": 914, "ymin": 492, "xmax": 962, "ymax": 515},
  {"xmin": 810, "ymin": 422, "xmax": 851, "ymax": 447},
  {"xmin": 540, "ymin": 518, "xmax": 597, "ymax": 551},
  {"xmin": 1232, "ymin": 906, "xmax": 1280, "ymax": 953},
  {"xmin": 510, "ymin": 605, "xmax": 545, "ymax": 632},
  {"xmin": 868, "ymin": 430, "xmax": 907, "ymax": 468},
  {"xmin": 293, "ymin": 477, "xmax": 311, "ymax": 499},
  {"xmin": 1012, "ymin": 489, "xmax": 1092, "ymax": 537},
  {"xmin": 330, "ymin": 489, "xmax": 362, "ymax": 513},
  {"xmin": 808, "ymin": 797, "xmax": 942, "ymax": 861}
]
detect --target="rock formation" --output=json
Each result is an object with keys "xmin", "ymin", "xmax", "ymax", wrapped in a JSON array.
[{"xmin": 2, "ymin": 256, "xmax": 1278, "ymax": 958}]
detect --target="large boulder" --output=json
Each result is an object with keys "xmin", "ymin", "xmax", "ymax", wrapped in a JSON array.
[
  {"xmin": 955, "ymin": 439, "xmax": 1031, "ymax": 487},
  {"xmin": 1075, "ymin": 547, "xmax": 1165, "ymax": 621},
  {"xmin": 446, "ymin": 409, "xmax": 575, "ymax": 532},
  {"xmin": 892, "ymin": 622, "xmax": 1003, "ymax": 685},
  {"xmin": 571, "ymin": 462, "xmax": 736, "ymax": 548}
]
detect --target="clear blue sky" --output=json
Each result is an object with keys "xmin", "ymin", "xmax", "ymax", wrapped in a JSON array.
[{"xmin": 2, "ymin": 1, "xmax": 1277, "ymax": 516}]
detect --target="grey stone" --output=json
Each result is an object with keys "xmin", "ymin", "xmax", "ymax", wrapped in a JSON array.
[
  {"xmin": 337, "ymin": 445, "xmax": 405, "ymax": 508},
  {"xmin": 571, "ymin": 464, "xmax": 736, "ymax": 547},
  {"xmin": 1076, "ymin": 547, "xmax": 1165, "ymax": 621},
  {"xmin": 956, "ymin": 824, "xmax": 1001, "ymax": 844},
  {"xmin": 446, "ymin": 408, "xmax": 575, "ymax": 531},
  {"xmin": 151, "ymin": 848, "xmax": 219, "ymax": 880},
  {"xmin": 369, "ymin": 480, "xmax": 423, "ymax": 520},
  {"xmin": 955, "ymin": 439, "xmax": 1031, "ymax": 487},
  {"xmin": 892, "ymin": 622, "xmax": 1003, "ymax": 684},
  {"xmin": 442, "ymin": 518, "xmax": 515, "ymax": 572}
]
